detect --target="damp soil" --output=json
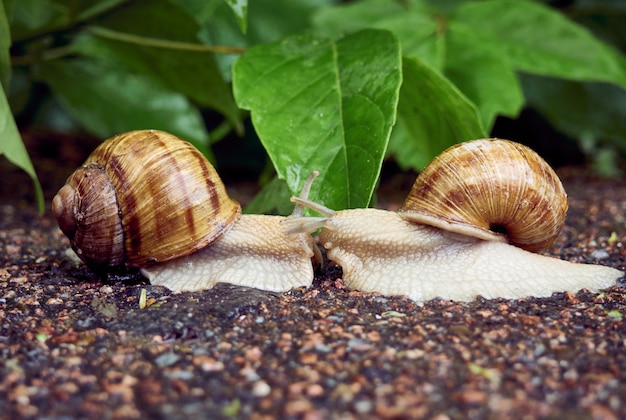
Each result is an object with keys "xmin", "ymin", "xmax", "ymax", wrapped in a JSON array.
[{"xmin": 1, "ymin": 132, "xmax": 626, "ymax": 419}]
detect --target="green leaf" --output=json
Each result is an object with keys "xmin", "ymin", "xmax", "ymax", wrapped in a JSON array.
[
  {"xmin": 313, "ymin": 0, "xmax": 416, "ymax": 38},
  {"xmin": 5, "ymin": 0, "xmax": 127, "ymax": 41},
  {"xmin": 220, "ymin": 0, "xmax": 331, "ymax": 45},
  {"xmin": 450, "ymin": 0, "xmax": 626, "ymax": 87},
  {"xmin": 38, "ymin": 58, "xmax": 213, "ymax": 158},
  {"xmin": 0, "ymin": 0, "xmax": 11, "ymax": 89},
  {"xmin": 444, "ymin": 32, "xmax": 524, "ymax": 130},
  {"xmin": 5, "ymin": 0, "xmax": 61, "ymax": 40},
  {"xmin": 313, "ymin": 0, "xmax": 439, "ymax": 68},
  {"xmin": 522, "ymin": 74, "xmax": 626, "ymax": 152},
  {"xmin": 0, "ymin": 84, "xmax": 44, "ymax": 212},
  {"xmin": 233, "ymin": 29, "xmax": 402, "ymax": 210},
  {"xmin": 72, "ymin": 0, "xmax": 130, "ymax": 22},
  {"xmin": 201, "ymin": 0, "xmax": 333, "ymax": 81},
  {"xmin": 224, "ymin": 0, "xmax": 247, "ymax": 34},
  {"xmin": 79, "ymin": 0, "xmax": 242, "ymax": 133},
  {"xmin": 167, "ymin": 0, "xmax": 219, "ymax": 25},
  {"xmin": 389, "ymin": 57, "xmax": 486, "ymax": 170}
]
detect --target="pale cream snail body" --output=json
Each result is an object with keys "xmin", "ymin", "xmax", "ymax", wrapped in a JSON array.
[
  {"xmin": 52, "ymin": 130, "xmax": 319, "ymax": 292},
  {"xmin": 286, "ymin": 139, "xmax": 623, "ymax": 302}
]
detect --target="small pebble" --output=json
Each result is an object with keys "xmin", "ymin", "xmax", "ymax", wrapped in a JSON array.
[
  {"xmin": 252, "ymin": 381, "xmax": 271, "ymax": 397},
  {"xmin": 590, "ymin": 249, "xmax": 610, "ymax": 260},
  {"xmin": 154, "ymin": 353, "xmax": 181, "ymax": 367}
]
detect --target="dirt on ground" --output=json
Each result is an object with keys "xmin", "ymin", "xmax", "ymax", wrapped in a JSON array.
[{"xmin": 1, "ymin": 132, "xmax": 625, "ymax": 419}]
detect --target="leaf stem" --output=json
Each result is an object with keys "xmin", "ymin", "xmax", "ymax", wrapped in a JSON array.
[
  {"xmin": 88, "ymin": 26, "xmax": 246, "ymax": 55},
  {"xmin": 11, "ymin": 45, "xmax": 76, "ymax": 66},
  {"xmin": 434, "ymin": 13, "xmax": 447, "ymax": 70},
  {"xmin": 209, "ymin": 120, "xmax": 234, "ymax": 144}
]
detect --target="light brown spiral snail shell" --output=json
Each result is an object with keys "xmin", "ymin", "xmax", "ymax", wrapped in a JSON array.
[
  {"xmin": 398, "ymin": 139, "xmax": 568, "ymax": 252},
  {"xmin": 286, "ymin": 138, "xmax": 622, "ymax": 302},
  {"xmin": 53, "ymin": 130, "xmax": 318, "ymax": 292}
]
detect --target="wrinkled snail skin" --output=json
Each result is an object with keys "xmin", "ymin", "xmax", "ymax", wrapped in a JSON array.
[
  {"xmin": 317, "ymin": 208, "xmax": 622, "ymax": 302},
  {"xmin": 141, "ymin": 215, "xmax": 315, "ymax": 292},
  {"xmin": 287, "ymin": 138, "xmax": 623, "ymax": 302},
  {"xmin": 52, "ymin": 129, "xmax": 318, "ymax": 293}
]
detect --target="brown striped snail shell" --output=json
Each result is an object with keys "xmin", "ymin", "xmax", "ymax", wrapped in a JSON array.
[
  {"xmin": 286, "ymin": 138, "xmax": 622, "ymax": 302},
  {"xmin": 52, "ymin": 130, "xmax": 241, "ymax": 269},
  {"xmin": 398, "ymin": 138, "xmax": 569, "ymax": 252},
  {"xmin": 53, "ymin": 130, "xmax": 318, "ymax": 292}
]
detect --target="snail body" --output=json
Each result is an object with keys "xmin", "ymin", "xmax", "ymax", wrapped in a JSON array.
[
  {"xmin": 286, "ymin": 139, "xmax": 622, "ymax": 302},
  {"xmin": 310, "ymin": 208, "xmax": 620, "ymax": 302},
  {"xmin": 141, "ymin": 214, "xmax": 316, "ymax": 291},
  {"xmin": 53, "ymin": 130, "xmax": 318, "ymax": 292}
]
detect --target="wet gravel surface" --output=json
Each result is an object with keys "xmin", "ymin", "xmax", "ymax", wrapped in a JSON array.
[{"xmin": 1, "ymin": 135, "xmax": 626, "ymax": 419}]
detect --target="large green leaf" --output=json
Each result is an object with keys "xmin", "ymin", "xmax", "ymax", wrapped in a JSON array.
[
  {"xmin": 233, "ymin": 29, "xmax": 401, "ymax": 210},
  {"xmin": 38, "ymin": 59, "xmax": 213, "ymax": 157},
  {"xmin": 1, "ymin": 0, "xmax": 43, "ymax": 211},
  {"xmin": 313, "ymin": 0, "xmax": 438, "ymax": 67},
  {"xmin": 450, "ymin": 0, "xmax": 626, "ymax": 87},
  {"xmin": 444, "ymin": 32, "xmax": 524, "ymax": 129},
  {"xmin": 523, "ymin": 74, "xmax": 626, "ymax": 152},
  {"xmin": 389, "ymin": 57, "xmax": 486, "ymax": 170},
  {"xmin": 78, "ymin": 0, "xmax": 242, "ymax": 133},
  {"xmin": 0, "ymin": 84, "xmax": 44, "ymax": 211},
  {"xmin": 5, "ymin": 0, "xmax": 62, "ymax": 40}
]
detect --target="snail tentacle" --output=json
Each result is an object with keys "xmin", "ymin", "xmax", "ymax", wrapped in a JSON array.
[
  {"xmin": 291, "ymin": 170, "xmax": 320, "ymax": 218},
  {"xmin": 281, "ymin": 195, "xmax": 336, "ymax": 236}
]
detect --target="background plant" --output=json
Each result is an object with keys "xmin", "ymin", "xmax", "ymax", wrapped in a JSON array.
[{"xmin": 2, "ymin": 0, "xmax": 625, "ymax": 213}]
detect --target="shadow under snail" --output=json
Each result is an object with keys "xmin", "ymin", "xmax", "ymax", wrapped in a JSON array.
[
  {"xmin": 285, "ymin": 138, "xmax": 623, "ymax": 302},
  {"xmin": 52, "ymin": 129, "xmax": 320, "ymax": 292}
]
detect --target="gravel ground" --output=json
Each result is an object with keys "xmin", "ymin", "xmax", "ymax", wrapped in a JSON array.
[{"xmin": 1, "ymin": 134, "xmax": 626, "ymax": 419}]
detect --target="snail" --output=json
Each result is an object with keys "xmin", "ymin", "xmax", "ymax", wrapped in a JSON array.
[
  {"xmin": 52, "ymin": 129, "xmax": 320, "ymax": 292},
  {"xmin": 285, "ymin": 139, "xmax": 623, "ymax": 302}
]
